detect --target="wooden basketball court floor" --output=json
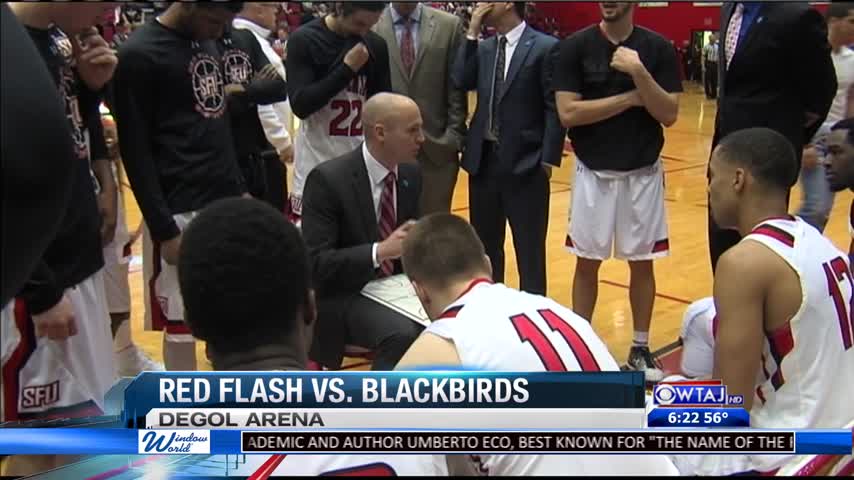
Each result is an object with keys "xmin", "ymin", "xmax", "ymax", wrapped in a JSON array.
[{"xmin": 121, "ymin": 84, "xmax": 854, "ymax": 371}]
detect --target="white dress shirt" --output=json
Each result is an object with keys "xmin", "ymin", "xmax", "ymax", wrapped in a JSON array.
[
  {"xmin": 363, "ymin": 143, "xmax": 398, "ymax": 268},
  {"xmin": 497, "ymin": 21, "xmax": 526, "ymax": 79},
  {"xmin": 232, "ymin": 18, "xmax": 292, "ymax": 154}
]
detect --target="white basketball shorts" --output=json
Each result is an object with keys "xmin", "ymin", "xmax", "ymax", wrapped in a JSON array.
[
  {"xmin": 142, "ymin": 211, "xmax": 199, "ymax": 343},
  {"xmin": 566, "ymin": 160, "xmax": 669, "ymax": 261},
  {"xmin": 1, "ymin": 271, "xmax": 115, "ymax": 421}
]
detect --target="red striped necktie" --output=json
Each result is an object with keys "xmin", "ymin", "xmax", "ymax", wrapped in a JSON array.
[{"xmin": 378, "ymin": 172, "xmax": 397, "ymax": 277}]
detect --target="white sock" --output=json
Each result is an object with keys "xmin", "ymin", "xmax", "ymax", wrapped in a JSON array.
[
  {"xmin": 632, "ymin": 331, "xmax": 649, "ymax": 348},
  {"xmin": 113, "ymin": 319, "xmax": 132, "ymax": 352}
]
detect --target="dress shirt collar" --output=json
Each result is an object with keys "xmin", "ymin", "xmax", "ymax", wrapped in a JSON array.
[
  {"xmin": 500, "ymin": 20, "xmax": 527, "ymax": 47},
  {"xmin": 363, "ymin": 142, "xmax": 397, "ymax": 187},
  {"xmin": 391, "ymin": 3, "xmax": 423, "ymax": 24}
]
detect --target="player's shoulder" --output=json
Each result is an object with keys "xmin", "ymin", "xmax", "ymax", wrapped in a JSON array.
[
  {"xmin": 717, "ymin": 241, "xmax": 781, "ymax": 286},
  {"xmin": 634, "ymin": 25, "xmax": 671, "ymax": 45},
  {"xmin": 562, "ymin": 24, "xmax": 598, "ymax": 45},
  {"xmin": 289, "ymin": 18, "xmax": 324, "ymax": 42}
]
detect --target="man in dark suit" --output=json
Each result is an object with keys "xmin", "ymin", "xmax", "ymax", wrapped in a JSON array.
[
  {"xmin": 709, "ymin": 1, "xmax": 837, "ymax": 271},
  {"xmin": 452, "ymin": 2, "xmax": 566, "ymax": 296},
  {"xmin": 302, "ymin": 93, "xmax": 425, "ymax": 370}
]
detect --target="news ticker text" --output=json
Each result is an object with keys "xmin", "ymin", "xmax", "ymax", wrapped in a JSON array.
[
  {"xmin": 1, "ymin": 428, "xmax": 850, "ymax": 455},
  {"xmin": 240, "ymin": 431, "xmax": 795, "ymax": 454}
]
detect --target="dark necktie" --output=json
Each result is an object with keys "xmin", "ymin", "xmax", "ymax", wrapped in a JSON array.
[
  {"xmin": 490, "ymin": 36, "xmax": 508, "ymax": 139},
  {"xmin": 378, "ymin": 172, "xmax": 397, "ymax": 277}
]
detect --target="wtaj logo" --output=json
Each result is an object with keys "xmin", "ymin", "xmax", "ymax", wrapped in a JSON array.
[
  {"xmin": 653, "ymin": 381, "xmax": 744, "ymax": 406},
  {"xmin": 138, "ymin": 429, "xmax": 211, "ymax": 454}
]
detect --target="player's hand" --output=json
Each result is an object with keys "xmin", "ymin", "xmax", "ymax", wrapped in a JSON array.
[
  {"xmin": 344, "ymin": 43, "xmax": 370, "ymax": 73},
  {"xmin": 254, "ymin": 64, "xmax": 280, "ymax": 82},
  {"xmin": 802, "ymin": 146, "xmax": 819, "ymax": 170},
  {"xmin": 98, "ymin": 191, "xmax": 118, "ymax": 246},
  {"xmin": 161, "ymin": 234, "xmax": 182, "ymax": 266},
  {"xmin": 468, "ymin": 3, "xmax": 493, "ymax": 37},
  {"xmin": 32, "ymin": 295, "xmax": 78, "ymax": 340},
  {"xmin": 73, "ymin": 28, "xmax": 118, "ymax": 91},
  {"xmin": 611, "ymin": 46, "xmax": 645, "ymax": 77},
  {"xmin": 377, "ymin": 220, "xmax": 417, "ymax": 262},
  {"xmin": 279, "ymin": 144, "xmax": 294, "ymax": 165},
  {"xmin": 225, "ymin": 83, "xmax": 246, "ymax": 97}
]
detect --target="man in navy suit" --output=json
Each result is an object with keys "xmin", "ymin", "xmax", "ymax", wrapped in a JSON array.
[{"xmin": 452, "ymin": 2, "xmax": 565, "ymax": 296}]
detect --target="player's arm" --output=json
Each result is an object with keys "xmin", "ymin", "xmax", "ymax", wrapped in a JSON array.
[
  {"xmin": 555, "ymin": 38, "xmax": 640, "ymax": 128},
  {"xmin": 712, "ymin": 245, "xmax": 768, "ymax": 412},
  {"xmin": 395, "ymin": 333, "xmax": 462, "ymax": 370},
  {"xmin": 243, "ymin": 40, "xmax": 288, "ymax": 106},
  {"xmin": 367, "ymin": 35, "xmax": 392, "ymax": 95},
  {"xmin": 285, "ymin": 32, "xmax": 358, "ymax": 119},
  {"xmin": 301, "ymin": 168, "xmax": 377, "ymax": 294},
  {"xmin": 112, "ymin": 49, "xmax": 179, "ymax": 244},
  {"xmin": 619, "ymin": 43, "xmax": 680, "ymax": 127},
  {"xmin": 84, "ymin": 90, "xmax": 118, "ymax": 246},
  {"xmin": 541, "ymin": 39, "xmax": 567, "ymax": 168}
]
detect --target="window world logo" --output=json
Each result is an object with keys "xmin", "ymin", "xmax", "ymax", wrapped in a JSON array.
[
  {"xmin": 652, "ymin": 380, "xmax": 744, "ymax": 407},
  {"xmin": 138, "ymin": 429, "xmax": 211, "ymax": 454}
]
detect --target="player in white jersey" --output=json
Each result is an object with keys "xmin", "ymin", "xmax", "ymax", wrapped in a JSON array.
[
  {"xmin": 396, "ymin": 213, "xmax": 678, "ymax": 476},
  {"xmin": 670, "ymin": 128, "xmax": 854, "ymax": 476},
  {"xmin": 176, "ymin": 198, "xmax": 447, "ymax": 476},
  {"xmin": 285, "ymin": 2, "xmax": 391, "ymax": 223}
]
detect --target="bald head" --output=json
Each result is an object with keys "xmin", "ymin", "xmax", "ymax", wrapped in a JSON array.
[{"xmin": 363, "ymin": 93, "xmax": 425, "ymax": 167}]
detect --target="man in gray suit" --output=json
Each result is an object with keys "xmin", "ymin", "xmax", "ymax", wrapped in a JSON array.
[{"xmin": 374, "ymin": 2, "xmax": 468, "ymax": 214}]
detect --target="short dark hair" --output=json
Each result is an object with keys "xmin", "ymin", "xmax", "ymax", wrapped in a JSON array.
[
  {"xmin": 715, "ymin": 128, "xmax": 799, "ymax": 192},
  {"xmin": 338, "ymin": 1, "xmax": 386, "ymax": 17},
  {"xmin": 402, "ymin": 214, "xmax": 490, "ymax": 287},
  {"xmin": 827, "ymin": 2, "xmax": 854, "ymax": 19},
  {"xmin": 178, "ymin": 198, "xmax": 310, "ymax": 355},
  {"xmin": 832, "ymin": 118, "xmax": 854, "ymax": 145}
]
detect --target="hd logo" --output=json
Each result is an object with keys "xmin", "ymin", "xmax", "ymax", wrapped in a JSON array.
[{"xmin": 653, "ymin": 381, "xmax": 744, "ymax": 406}]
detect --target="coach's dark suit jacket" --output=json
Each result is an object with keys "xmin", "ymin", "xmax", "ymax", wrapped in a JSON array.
[
  {"xmin": 452, "ymin": 26, "xmax": 566, "ymax": 176},
  {"xmin": 715, "ymin": 2, "xmax": 836, "ymax": 153},
  {"xmin": 709, "ymin": 2, "xmax": 836, "ymax": 271},
  {"xmin": 301, "ymin": 147, "xmax": 421, "ymax": 367}
]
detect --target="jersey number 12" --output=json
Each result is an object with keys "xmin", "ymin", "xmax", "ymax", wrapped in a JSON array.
[
  {"xmin": 510, "ymin": 309, "xmax": 601, "ymax": 372},
  {"xmin": 823, "ymin": 257, "xmax": 854, "ymax": 350}
]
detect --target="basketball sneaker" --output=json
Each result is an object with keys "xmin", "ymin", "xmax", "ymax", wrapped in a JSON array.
[{"xmin": 627, "ymin": 346, "xmax": 665, "ymax": 383}]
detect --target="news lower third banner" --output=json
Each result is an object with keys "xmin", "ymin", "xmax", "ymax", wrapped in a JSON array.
[
  {"xmin": 121, "ymin": 371, "xmax": 646, "ymax": 428},
  {"xmin": 0, "ymin": 429, "xmax": 851, "ymax": 455}
]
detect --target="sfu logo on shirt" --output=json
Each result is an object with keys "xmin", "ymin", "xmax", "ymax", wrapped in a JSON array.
[
  {"xmin": 21, "ymin": 380, "xmax": 60, "ymax": 408},
  {"xmin": 189, "ymin": 52, "xmax": 226, "ymax": 118},
  {"xmin": 222, "ymin": 48, "xmax": 253, "ymax": 85}
]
